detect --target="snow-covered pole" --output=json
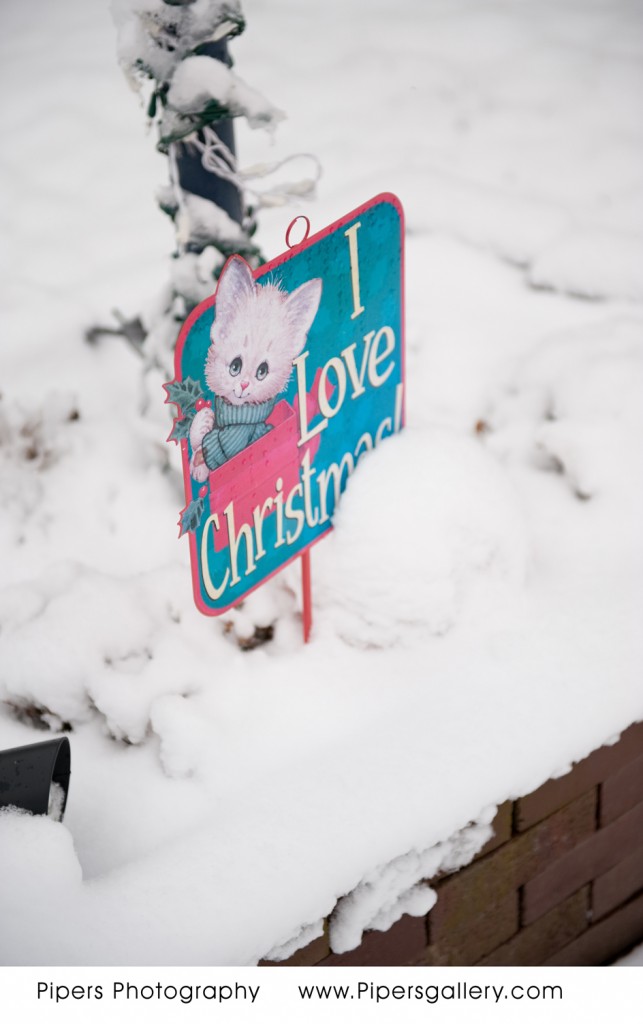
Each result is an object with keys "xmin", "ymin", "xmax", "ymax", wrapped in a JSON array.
[
  {"xmin": 110, "ymin": 0, "xmax": 321, "ymax": 410},
  {"xmin": 173, "ymin": 37, "xmax": 243, "ymax": 228},
  {"xmin": 111, "ymin": 0, "xmax": 284, "ymax": 377}
]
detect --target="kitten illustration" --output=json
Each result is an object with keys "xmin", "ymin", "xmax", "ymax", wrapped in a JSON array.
[{"xmin": 190, "ymin": 256, "xmax": 322, "ymax": 482}]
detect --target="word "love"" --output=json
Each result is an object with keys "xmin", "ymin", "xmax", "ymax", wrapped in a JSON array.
[{"xmin": 294, "ymin": 325, "xmax": 396, "ymax": 445}]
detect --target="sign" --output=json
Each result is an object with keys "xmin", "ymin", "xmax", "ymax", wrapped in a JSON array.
[{"xmin": 165, "ymin": 192, "xmax": 405, "ymax": 615}]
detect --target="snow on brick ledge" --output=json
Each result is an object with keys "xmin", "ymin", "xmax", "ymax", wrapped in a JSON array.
[{"xmin": 260, "ymin": 722, "xmax": 643, "ymax": 967}]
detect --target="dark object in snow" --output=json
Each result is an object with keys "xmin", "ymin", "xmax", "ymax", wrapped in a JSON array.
[
  {"xmin": 85, "ymin": 309, "xmax": 147, "ymax": 356},
  {"xmin": 222, "ymin": 620, "xmax": 274, "ymax": 651},
  {"xmin": 0, "ymin": 737, "xmax": 71, "ymax": 821}
]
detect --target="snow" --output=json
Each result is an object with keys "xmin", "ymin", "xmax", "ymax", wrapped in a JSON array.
[
  {"xmin": 329, "ymin": 814, "xmax": 496, "ymax": 955},
  {"xmin": 1, "ymin": 0, "xmax": 642, "ymax": 966},
  {"xmin": 47, "ymin": 782, "xmax": 66, "ymax": 823},
  {"xmin": 314, "ymin": 430, "xmax": 528, "ymax": 646},
  {"xmin": 176, "ymin": 192, "xmax": 247, "ymax": 250},
  {"xmin": 167, "ymin": 55, "xmax": 284, "ymax": 131},
  {"xmin": 111, "ymin": 0, "xmax": 243, "ymax": 88},
  {"xmin": 530, "ymin": 231, "xmax": 643, "ymax": 303},
  {"xmin": 265, "ymin": 919, "xmax": 324, "ymax": 964}
]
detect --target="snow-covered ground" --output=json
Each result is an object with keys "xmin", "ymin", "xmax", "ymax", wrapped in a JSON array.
[{"xmin": 1, "ymin": 0, "xmax": 642, "ymax": 965}]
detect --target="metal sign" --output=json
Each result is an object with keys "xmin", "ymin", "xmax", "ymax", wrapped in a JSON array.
[{"xmin": 166, "ymin": 193, "xmax": 405, "ymax": 616}]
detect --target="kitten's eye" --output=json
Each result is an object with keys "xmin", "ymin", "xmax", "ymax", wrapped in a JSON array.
[
  {"xmin": 229, "ymin": 356, "xmax": 242, "ymax": 376},
  {"xmin": 256, "ymin": 361, "xmax": 269, "ymax": 382}
]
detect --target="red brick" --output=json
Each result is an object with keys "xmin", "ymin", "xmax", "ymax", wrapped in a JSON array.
[
  {"xmin": 523, "ymin": 800, "xmax": 643, "ymax": 924},
  {"xmin": 477, "ymin": 888, "xmax": 590, "ymax": 966},
  {"xmin": 425, "ymin": 892, "xmax": 518, "ymax": 966},
  {"xmin": 260, "ymin": 926, "xmax": 330, "ymax": 967},
  {"xmin": 428, "ymin": 789, "xmax": 595, "ymax": 925},
  {"xmin": 473, "ymin": 801, "xmax": 512, "ymax": 861},
  {"xmin": 422, "ymin": 792, "xmax": 593, "ymax": 965},
  {"xmin": 545, "ymin": 891, "xmax": 643, "ymax": 966},
  {"xmin": 516, "ymin": 721, "xmax": 643, "ymax": 830},
  {"xmin": 593, "ymin": 846, "xmax": 643, "ymax": 920},
  {"xmin": 318, "ymin": 914, "xmax": 428, "ymax": 967},
  {"xmin": 601, "ymin": 754, "xmax": 643, "ymax": 826}
]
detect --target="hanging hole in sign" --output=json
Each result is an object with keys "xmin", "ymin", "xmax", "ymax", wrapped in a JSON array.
[{"xmin": 285, "ymin": 216, "xmax": 311, "ymax": 250}]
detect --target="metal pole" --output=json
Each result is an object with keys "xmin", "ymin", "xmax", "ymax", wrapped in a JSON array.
[
  {"xmin": 301, "ymin": 550, "xmax": 313, "ymax": 643},
  {"xmin": 174, "ymin": 38, "xmax": 244, "ymax": 230}
]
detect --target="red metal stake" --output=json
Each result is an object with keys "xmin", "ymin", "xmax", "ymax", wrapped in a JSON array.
[{"xmin": 301, "ymin": 549, "xmax": 313, "ymax": 643}]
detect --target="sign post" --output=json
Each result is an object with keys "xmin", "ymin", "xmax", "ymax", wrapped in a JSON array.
[{"xmin": 301, "ymin": 549, "xmax": 313, "ymax": 643}]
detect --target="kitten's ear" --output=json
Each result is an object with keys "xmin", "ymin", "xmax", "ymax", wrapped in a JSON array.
[
  {"xmin": 214, "ymin": 257, "xmax": 255, "ymax": 337},
  {"xmin": 285, "ymin": 278, "xmax": 322, "ymax": 354}
]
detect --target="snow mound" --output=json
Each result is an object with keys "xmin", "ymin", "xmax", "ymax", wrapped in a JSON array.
[
  {"xmin": 413, "ymin": 169, "xmax": 569, "ymax": 268},
  {"xmin": 489, "ymin": 317, "xmax": 643, "ymax": 505},
  {"xmin": 314, "ymin": 429, "xmax": 528, "ymax": 647},
  {"xmin": 0, "ymin": 810, "xmax": 83, "ymax": 927},
  {"xmin": 0, "ymin": 561, "xmax": 224, "ymax": 741},
  {"xmin": 530, "ymin": 230, "xmax": 643, "ymax": 302}
]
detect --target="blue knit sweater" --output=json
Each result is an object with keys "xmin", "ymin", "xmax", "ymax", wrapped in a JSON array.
[{"xmin": 202, "ymin": 395, "xmax": 277, "ymax": 471}]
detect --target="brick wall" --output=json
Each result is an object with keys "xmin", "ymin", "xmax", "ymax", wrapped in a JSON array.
[{"xmin": 261, "ymin": 721, "xmax": 643, "ymax": 967}]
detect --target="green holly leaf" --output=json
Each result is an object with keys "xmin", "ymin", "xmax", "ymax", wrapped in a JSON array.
[
  {"xmin": 165, "ymin": 377, "xmax": 204, "ymax": 417},
  {"xmin": 168, "ymin": 416, "xmax": 192, "ymax": 443},
  {"xmin": 179, "ymin": 495, "xmax": 206, "ymax": 537}
]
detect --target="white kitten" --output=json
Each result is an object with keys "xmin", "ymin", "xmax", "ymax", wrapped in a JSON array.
[{"xmin": 189, "ymin": 257, "xmax": 322, "ymax": 481}]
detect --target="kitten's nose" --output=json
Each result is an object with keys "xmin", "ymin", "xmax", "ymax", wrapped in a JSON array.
[{"xmin": 240, "ymin": 380, "xmax": 250, "ymax": 391}]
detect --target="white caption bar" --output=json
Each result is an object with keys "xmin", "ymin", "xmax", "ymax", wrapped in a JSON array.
[{"xmin": 0, "ymin": 965, "xmax": 640, "ymax": 1023}]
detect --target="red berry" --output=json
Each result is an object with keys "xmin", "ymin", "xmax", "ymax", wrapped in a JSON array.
[{"xmin": 199, "ymin": 486, "xmax": 208, "ymax": 498}]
